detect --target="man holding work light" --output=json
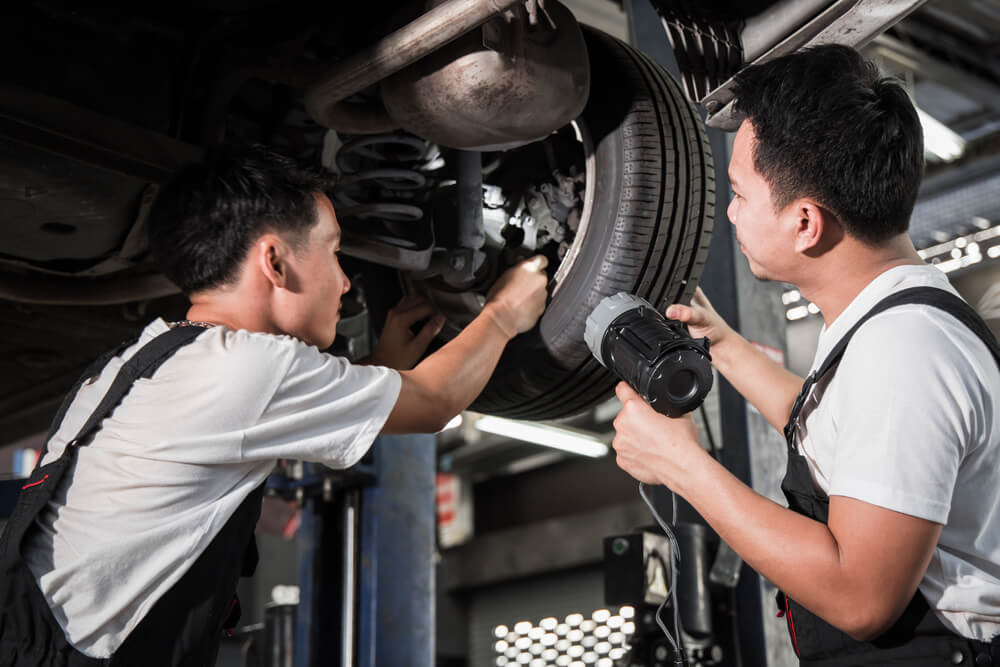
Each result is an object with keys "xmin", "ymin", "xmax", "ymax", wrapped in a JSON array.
[{"xmin": 612, "ymin": 45, "xmax": 1000, "ymax": 666}]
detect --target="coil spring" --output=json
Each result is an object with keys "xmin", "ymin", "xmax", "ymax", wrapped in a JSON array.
[{"xmin": 333, "ymin": 132, "xmax": 436, "ymax": 225}]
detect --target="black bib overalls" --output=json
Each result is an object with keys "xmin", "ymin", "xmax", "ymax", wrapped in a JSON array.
[
  {"xmin": 777, "ymin": 287, "xmax": 1000, "ymax": 666},
  {"xmin": 0, "ymin": 326, "xmax": 264, "ymax": 667}
]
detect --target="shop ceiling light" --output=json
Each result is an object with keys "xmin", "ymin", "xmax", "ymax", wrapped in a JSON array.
[
  {"xmin": 933, "ymin": 251, "xmax": 983, "ymax": 274},
  {"xmin": 917, "ymin": 222, "xmax": 1000, "ymax": 269},
  {"xmin": 475, "ymin": 416, "xmax": 609, "ymax": 458},
  {"xmin": 782, "ymin": 289, "xmax": 802, "ymax": 305},
  {"xmin": 441, "ymin": 414, "xmax": 463, "ymax": 431},
  {"xmin": 917, "ymin": 107, "xmax": 966, "ymax": 162},
  {"xmin": 786, "ymin": 305, "xmax": 810, "ymax": 321}
]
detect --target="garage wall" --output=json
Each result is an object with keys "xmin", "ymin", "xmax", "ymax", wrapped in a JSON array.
[
  {"xmin": 786, "ymin": 318, "xmax": 823, "ymax": 378},
  {"xmin": 562, "ymin": 0, "xmax": 629, "ymax": 42},
  {"xmin": 951, "ymin": 262, "xmax": 1000, "ymax": 340}
]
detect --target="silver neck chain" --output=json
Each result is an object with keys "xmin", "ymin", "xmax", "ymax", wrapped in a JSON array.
[{"xmin": 169, "ymin": 320, "xmax": 218, "ymax": 329}]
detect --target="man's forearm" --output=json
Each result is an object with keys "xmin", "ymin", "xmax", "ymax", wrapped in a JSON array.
[
  {"xmin": 612, "ymin": 387, "xmax": 939, "ymax": 642},
  {"xmin": 674, "ymin": 450, "xmax": 910, "ymax": 639},
  {"xmin": 711, "ymin": 332, "xmax": 804, "ymax": 433},
  {"xmin": 401, "ymin": 303, "xmax": 513, "ymax": 425}
]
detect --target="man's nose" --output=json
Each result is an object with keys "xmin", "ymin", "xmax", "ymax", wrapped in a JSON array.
[{"xmin": 341, "ymin": 270, "xmax": 351, "ymax": 295}]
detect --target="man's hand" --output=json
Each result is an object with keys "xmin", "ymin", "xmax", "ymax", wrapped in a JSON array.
[
  {"xmin": 668, "ymin": 286, "xmax": 804, "ymax": 433},
  {"xmin": 483, "ymin": 255, "xmax": 549, "ymax": 338},
  {"xmin": 383, "ymin": 256, "xmax": 548, "ymax": 434},
  {"xmin": 665, "ymin": 287, "xmax": 734, "ymax": 349},
  {"xmin": 611, "ymin": 382, "xmax": 708, "ymax": 490},
  {"xmin": 368, "ymin": 293, "xmax": 445, "ymax": 370}
]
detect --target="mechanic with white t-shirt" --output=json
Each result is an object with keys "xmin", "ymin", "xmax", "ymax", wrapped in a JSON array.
[
  {"xmin": 0, "ymin": 145, "xmax": 549, "ymax": 666},
  {"xmin": 611, "ymin": 45, "xmax": 1000, "ymax": 665}
]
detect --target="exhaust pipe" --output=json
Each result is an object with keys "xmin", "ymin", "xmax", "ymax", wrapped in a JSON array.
[{"xmin": 305, "ymin": 0, "xmax": 522, "ymax": 132}]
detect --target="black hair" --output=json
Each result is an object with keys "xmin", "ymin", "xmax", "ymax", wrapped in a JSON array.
[
  {"xmin": 731, "ymin": 44, "xmax": 924, "ymax": 245},
  {"xmin": 148, "ymin": 144, "xmax": 336, "ymax": 294}
]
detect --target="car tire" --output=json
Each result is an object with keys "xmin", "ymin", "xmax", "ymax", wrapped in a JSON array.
[{"xmin": 469, "ymin": 25, "xmax": 715, "ymax": 420}]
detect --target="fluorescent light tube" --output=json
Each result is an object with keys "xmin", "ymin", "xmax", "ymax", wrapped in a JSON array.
[
  {"xmin": 917, "ymin": 107, "xmax": 965, "ymax": 162},
  {"xmin": 475, "ymin": 416, "xmax": 609, "ymax": 458}
]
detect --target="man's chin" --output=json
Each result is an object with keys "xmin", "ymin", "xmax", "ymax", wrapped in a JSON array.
[
  {"xmin": 744, "ymin": 259, "xmax": 771, "ymax": 283},
  {"xmin": 294, "ymin": 326, "xmax": 337, "ymax": 351},
  {"xmin": 319, "ymin": 319, "xmax": 340, "ymax": 351}
]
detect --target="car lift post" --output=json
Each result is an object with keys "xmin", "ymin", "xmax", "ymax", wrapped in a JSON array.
[
  {"xmin": 292, "ymin": 433, "xmax": 436, "ymax": 667},
  {"xmin": 357, "ymin": 434, "xmax": 436, "ymax": 666}
]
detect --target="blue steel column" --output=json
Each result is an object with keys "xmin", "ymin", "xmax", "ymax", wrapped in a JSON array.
[
  {"xmin": 357, "ymin": 434, "xmax": 436, "ymax": 667},
  {"xmin": 295, "ymin": 497, "xmax": 319, "ymax": 667}
]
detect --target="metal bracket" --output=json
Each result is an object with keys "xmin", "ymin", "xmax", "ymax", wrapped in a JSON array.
[
  {"xmin": 339, "ymin": 221, "xmax": 436, "ymax": 272},
  {"xmin": 698, "ymin": 0, "xmax": 930, "ymax": 130}
]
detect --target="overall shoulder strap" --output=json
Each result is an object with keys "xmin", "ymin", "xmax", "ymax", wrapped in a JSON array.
[
  {"xmin": 2, "ymin": 326, "xmax": 209, "ymax": 566},
  {"xmin": 38, "ymin": 339, "xmax": 137, "ymax": 462},
  {"xmin": 61, "ymin": 326, "xmax": 208, "ymax": 453},
  {"xmin": 783, "ymin": 286, "xmax": 1000, "ymax": 446},
  {"xmin": 816, "ymin": 286, "xmax": 998, "ymax": 379}
]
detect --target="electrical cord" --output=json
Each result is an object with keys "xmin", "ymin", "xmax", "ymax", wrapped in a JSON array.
[
  {"xmin": 639, "ymin": 482, "xmax": 688, "ymax": 666},
  {"xmin": 652, "ymin": 552, "xmax": 684, "ymax": 660},
  {"xmin": 698, "ymin": 402, "xmax": 719, "ymax": 460}
]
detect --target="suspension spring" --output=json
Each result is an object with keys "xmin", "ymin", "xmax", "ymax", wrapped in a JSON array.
[{"xmin": 332, "ymin": 132, "xmax": 438, "ymax": 228}]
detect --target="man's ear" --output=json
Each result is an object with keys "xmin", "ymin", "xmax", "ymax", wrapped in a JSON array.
[
  {"xmin": 255, "ymin": 234, "xmax": 290, "ymax": 289},
  {"xmin": 792, "ymin": 200, "xmax": 837, "ymax": 255}
]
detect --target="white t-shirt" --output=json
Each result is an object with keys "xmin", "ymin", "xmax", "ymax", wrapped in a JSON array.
[
  {"xmin": 23, "ymin": 318, "xmax": 401, "ymax": 658},
  {"xmin": 794, "ymin": 264, "xmax": 1000, "ymax": 641}
]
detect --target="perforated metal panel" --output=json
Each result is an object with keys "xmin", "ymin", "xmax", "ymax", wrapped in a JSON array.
[
  {"xmin": 911, "ymin": 170, "xmax": 1000, "ymax": 247},
  {"xmin": 468, "ymin": 566, "xmax": 634, "ymax": 667}
]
